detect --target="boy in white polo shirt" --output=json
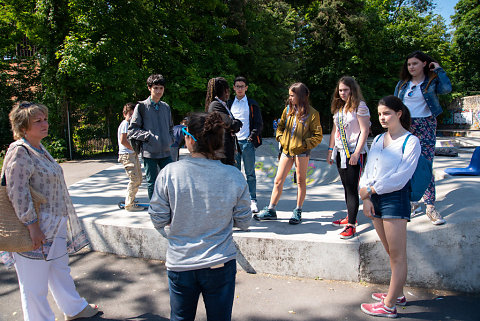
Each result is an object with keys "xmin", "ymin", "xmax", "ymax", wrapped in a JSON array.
[{"xmin": 118, "ymin": 103, "xmax": 143, "ymax": 211}]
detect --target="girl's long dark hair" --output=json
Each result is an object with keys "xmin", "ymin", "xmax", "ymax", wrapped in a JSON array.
[
  {"xmin": 378, "ymin": 95, "xmax": 411, "ymax": 131},
  {"xmin": 400, "ymin": 50, "xmax": 437, "ymax": 81},
  {"xmin": 330, "ymin": 76, "xmax": 365, "ymax": 114},
  {"xmin": 205, "ymin": 77, "xmax": 229, "ymax": 111},
  {"xmin": 287, "ymin": 82, "xmax": 310, "ymax": 120},
  {"xmin": 187, "ymin": 112, "xmax": 226, "ymax": 159}
]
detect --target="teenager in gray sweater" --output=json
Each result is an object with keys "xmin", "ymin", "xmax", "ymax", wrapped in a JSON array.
[
  {"xmin": 149, "ymin": 111, "xmax": 251, "ymax": 321},
  {"xmin": 128, "ymin": 74, "xmax": 174, "ymax": 199}
]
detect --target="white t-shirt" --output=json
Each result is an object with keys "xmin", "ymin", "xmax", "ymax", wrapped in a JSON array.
[
  {"xmin": 403, "ymin": 81, "xmax": 432, "ymax": 118},
  {"xmin": 359, "ymin": 132, "xmax": 421, "ymax": 195},
  {"xmin": 230, "ymin": 95, "xmax": 250, "ymax": 140},
  {"xmin": 333, "ymin": 101, "xmax": 370, "ymax": 152},
  {"xmin": 118, "ymin": 120, "xmax": 134, "ymax": 154}
]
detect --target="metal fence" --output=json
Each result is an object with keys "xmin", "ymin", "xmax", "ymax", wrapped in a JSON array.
[{"xmin": 76, "ymin": 138, "xmax": 115, "ymax": 156}]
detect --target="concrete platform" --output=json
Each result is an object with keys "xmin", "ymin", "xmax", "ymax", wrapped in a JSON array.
[{"xmin": 69, "ymin": 137, "xmax": 480, "ymax": 293}]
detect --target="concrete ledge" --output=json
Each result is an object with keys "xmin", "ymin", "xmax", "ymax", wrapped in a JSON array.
[
  {"xmin": 359, "ymin": 212, "xmax": 480, "ymax": 293},
  {"xmin": 70, "ymin": 148, "xmax": 480, "ymax": 293}
]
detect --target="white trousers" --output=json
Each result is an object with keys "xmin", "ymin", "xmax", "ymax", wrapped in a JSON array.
[{"xmin": 13, "ymin": 243, "xmax": 87, "ymax": 321}]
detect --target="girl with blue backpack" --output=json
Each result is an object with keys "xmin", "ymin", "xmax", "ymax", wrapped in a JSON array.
[{"xmin": 359, "ymin": 96, "xmax": 421, "ymax": 318}]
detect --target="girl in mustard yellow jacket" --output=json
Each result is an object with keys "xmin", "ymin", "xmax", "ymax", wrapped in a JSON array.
[{"xmin": 254, "ymin": 82, "xmax": 323, "ymax": 224}]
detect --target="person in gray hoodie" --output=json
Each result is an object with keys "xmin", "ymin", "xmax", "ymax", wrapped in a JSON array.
[
  {"xmin": 128, "ymin": 74, "xmax": 174, "ymax": 199},
  {"xmin": 149, "ymin": 111, "xmax": 251, "ymax": 321}
]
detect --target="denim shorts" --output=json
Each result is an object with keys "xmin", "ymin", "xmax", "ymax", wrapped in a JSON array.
[
  {"xmin": 371, "ymin": 182, "xmax": 411, "ymax": 221},
  {"xmin": 282, "ymin": 150, "xmax": 311, "ymax": 158}
]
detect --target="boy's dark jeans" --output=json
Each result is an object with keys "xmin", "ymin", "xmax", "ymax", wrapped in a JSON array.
[{"xmin": 144, "ymin": 156, "xmax": 172, "ymax": 199}]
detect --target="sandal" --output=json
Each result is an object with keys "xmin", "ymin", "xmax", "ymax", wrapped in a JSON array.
[{"xmin": 64, "ymin": 304, "xmax": 99, "ymax": 320}]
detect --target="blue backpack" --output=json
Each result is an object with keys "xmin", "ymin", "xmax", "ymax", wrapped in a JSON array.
[{"xmin": 375, "ymin": 133, "xmax": 432, "ymax": 202}]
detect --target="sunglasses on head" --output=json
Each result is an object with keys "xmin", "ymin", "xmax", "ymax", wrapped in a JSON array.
[
  {"xmin": 182, "ymin": 127, "xmax": 197, "ymax": 142},
  {"xmin": 19, "ymin": 102, "xmax": 34, "ymax": 109}
]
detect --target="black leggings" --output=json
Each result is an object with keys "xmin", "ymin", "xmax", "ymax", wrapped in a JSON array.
[{"xmin": 336, "ymin": 152, "xmax": 365, "ymax": 225}]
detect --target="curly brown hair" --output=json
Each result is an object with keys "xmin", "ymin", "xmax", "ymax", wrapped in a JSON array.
[
  {"xmin": 204, "ymin": 77, "xmax": 230, "ymax": 111},
  {"xmin": 187, "ymin": 112, "xmax": 226, "ymax": 159}
]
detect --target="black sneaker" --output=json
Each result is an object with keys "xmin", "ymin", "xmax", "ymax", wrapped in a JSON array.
[
  {"xmin": 289, "ymin": 208, "xmax": 302, "ymax": 225},
  {"xmin": 253, "ymin": 207, "xmax": 277, "ymax": 221}
]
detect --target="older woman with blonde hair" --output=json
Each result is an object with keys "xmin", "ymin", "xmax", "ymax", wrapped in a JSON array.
[{"xmin": 1, "ymin": 101, "xmax": 98, "ymax": 320}]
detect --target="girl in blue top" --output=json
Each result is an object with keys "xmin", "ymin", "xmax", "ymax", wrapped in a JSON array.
[{"xmin": 394, "ymin": 51, "xmax": 452, "ymax": 225}]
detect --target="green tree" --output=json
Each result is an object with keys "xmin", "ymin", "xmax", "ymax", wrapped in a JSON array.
[
  {"xmin": 290, "ymin": 0, "xmax": 451, "ymax": 133},
  {"xmin": 0, "ymin": 2, "xmax": 41, "ymax": 148},
  {"xmin": 361, "ymin": 0, "xmax": 451, "ymax": 97},
  {"xmin": 1, "ymin": 0, "xmax": 457, "ymax": 151},
  {"xmin": 451, "ymin": 0, "xmax": 480, "ymax": 95},
  {"xmin": 56, "ymin": 0, "xmax": 241, "ymax": 148},
  {"xmin": 291, "ymin": 0, "xmax": 369, "ymax": 127},
  {"xmin": 226, "ymin": 0, "xmax": 296, "ymax": 134},
  {"xmin": 55, "ymin": 0, "xmax": 153, "ymax": 154}
]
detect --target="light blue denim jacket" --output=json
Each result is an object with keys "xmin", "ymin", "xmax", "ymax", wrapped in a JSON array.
[{"xmin": 394, "ymin": 67, "xmax": 452, "ymax": 118}]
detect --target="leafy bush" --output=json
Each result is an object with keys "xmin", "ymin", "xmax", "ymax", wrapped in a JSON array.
[
  {"xmin": 43, "ymin": 137, "xmax": 67, "ymax": 159},
  {"xmin": 0, "ymin": 149, "xmax": 6, "ymax": 169}
]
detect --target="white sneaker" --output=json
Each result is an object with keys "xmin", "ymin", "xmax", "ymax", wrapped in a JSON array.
[
  {"xmin": 125, "ymin": 204, "xmax": 145, "ymax": 212},
  {"xmin": 250, "ymin": 200, "xmax": 259, "ymax": 213},
  {"xmin": 426, "ymin": 207, "xmax": 446, "ymax": 225}
]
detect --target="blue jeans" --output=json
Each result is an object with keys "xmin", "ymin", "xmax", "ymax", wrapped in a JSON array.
[
  {"xmin": 168, "ymin": 259, "xmax": 237, "ymax": 321},
  {"xmin": 234, "ymin": 140, "xmax": 256, "ymax": 201},
  {"xmin": 143, "ymin": 156, "xmax": 172, "ymax": 199}
]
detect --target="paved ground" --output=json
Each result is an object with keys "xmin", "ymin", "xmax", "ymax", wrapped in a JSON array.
[
  {"xmin": 1, "ymin": 141, "xmax": 479, "ymax": 321},
  {"xmin": 2, "ymin": 250, "xmax": 479, "ymax": 321}
]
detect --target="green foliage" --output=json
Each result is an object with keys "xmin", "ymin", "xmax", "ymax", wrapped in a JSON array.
[
  {"xmin": 0, "ymin": 150, "xmax": 5, "ymax": 169},
  {"xmin": 293, "ymin": 0, "xmax": 369, "ymax": 123},
  {"xmin": 289, "ymin": 0, "xmax": 452, "ymax": 134},
  {"xmin": 0, "ymin": 2, "xmax": 42, "ymax": 148},
  {"xmin": 451, "ymin": 0, "xmax": 480, "ymax": 95},
  {"xmin": 72, "ymin": 122, "xmax": 113, "ymax": 156},
  {"xmin": 43, "ymin": 137, "xmax": 67, "ymax": 159},
  {"xmin": 226, "ymin": 0, "xmax": 296, "ymax": 134},
  {"xmin": 1, "ymin": 0, "xmax": 476, "ymax": 149},
  {"xmin": 356, "ymin": 0, "xmax": 451, "ymax": 132}
]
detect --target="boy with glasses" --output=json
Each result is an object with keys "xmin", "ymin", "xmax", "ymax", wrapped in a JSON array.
[{"xmin": 227, "ymin": 76, "xmax": 263, "ymax": 213}]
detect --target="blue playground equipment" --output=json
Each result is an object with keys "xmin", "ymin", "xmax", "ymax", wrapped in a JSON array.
[{"xmin": 444, "ymin": 146, "xmax": 480, "ymax": 176}]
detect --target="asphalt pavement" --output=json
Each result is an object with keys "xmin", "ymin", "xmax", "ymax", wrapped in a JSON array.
[{"xmin": 1, "ymin": 152, "xmax": 479, "ymax": 321}]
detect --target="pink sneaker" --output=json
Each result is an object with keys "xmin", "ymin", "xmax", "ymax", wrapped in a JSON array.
[
  {"xmin": 361, "ymin": 299, "xmax": 398, "ymax": 318},
  {"xmin": 371, "ymin": 292, "xmax": 407, "ymax": 306}
]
